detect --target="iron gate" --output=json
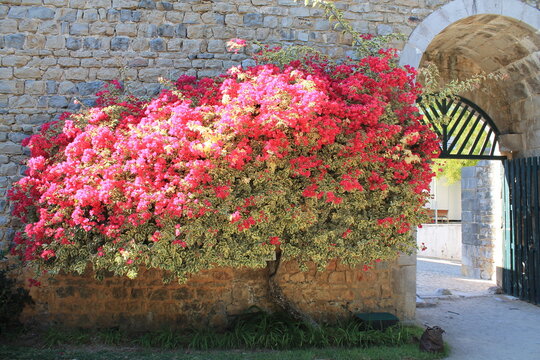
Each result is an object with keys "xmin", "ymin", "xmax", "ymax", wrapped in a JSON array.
[{"xmin": 503, "ymin": 157, "xmax": 540, "ymax": 304}]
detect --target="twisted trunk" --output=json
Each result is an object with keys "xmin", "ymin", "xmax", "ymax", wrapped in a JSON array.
[{"xmin": 267, "ymin": 250, "xmax": 320, "ymax": 329}]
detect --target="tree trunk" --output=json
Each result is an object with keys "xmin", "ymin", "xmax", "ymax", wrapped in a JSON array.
[{"xmin": 267, "ymin": 250, "xmax": 320, "ymax": 329}]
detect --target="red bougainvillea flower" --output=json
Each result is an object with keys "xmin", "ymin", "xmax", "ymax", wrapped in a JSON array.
[{"xmin": 9, "ymin": 51, "xmax": 439, "ymax": 282}]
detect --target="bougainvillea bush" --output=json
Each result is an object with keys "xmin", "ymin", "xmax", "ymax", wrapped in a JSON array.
[{"xmin": 9, "ymin": 50, "xmax": 439, "ymax": 282}]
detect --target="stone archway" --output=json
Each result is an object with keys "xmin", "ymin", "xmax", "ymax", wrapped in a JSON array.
[{"xmin": 400, "ymin": 0, "xmax": 540, "ymax": 287}]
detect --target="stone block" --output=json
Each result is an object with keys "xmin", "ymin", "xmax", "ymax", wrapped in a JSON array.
[
  {"xmin": 66, "ymin": 37, "xmax": 82, "ymax": 50},
  {"xmin": 107, "ymin": 8, "xmax": 120, "ymax": 21},
  {"xmin": 0, "ymin": 80, "xmax": 20, "ymax": 94},
  {"xmin": 7, "ymin": 132, "xmax": 28, "ymax": 144},
  {"xmin": 182, "ymin": 39, "xmax": 201, "ymax": 54},
  {"xmin": 58, "ymin": 8, "xmax": 78, "ymax": 22},
  {"xmin": 18, "ymin": 19, "xmax": 40, "ymax": 32},
  {"xmin": 120, "ymin": 9, "xmax": 133, "ymax": 22},
  {"xmin": 83, "ymin": 37, "xmax": 101, "ymax": 49},
  {"xmin": 244, "ymin": 13, "xmax": 263, "ymax": 27},
  {"xmin": 24, "ymin": 34, "xmax": 45, "ymax": 49},
  {"xmin": 116, "ymin": 23, "xmax": 138, "ymax": 36},
  {"xmin": 70, "ymin": 23, "xmax": 89, "ymax": 35},
  {"xmin": 0, "ymin": 142, "xmax": 24, "ymax": 155},
  {"xmin": 0, "ymin": 69, "xmax": 13, "ymax": 80},
  {"xmin": 183, "ymin": 12, "xmax": 200, "ymax": 24},
  {"xmin": 5, "ymin": 34, "xmax": 25, "ymax": 49},
  {"xmin": 138, "ymin": 0, "xmax": 155, "ymax": 9},
  {"xmin": 157, "ymin": 24, "xmax": 175, "ymax": 37},
  {"xmin": 46, "ymin": 80, "xmax": 58, "ymax": 94},
  {"xmin": 111, "ymin": 36, "xmax": 130, "ymax": 50},
  {"xmin": 149, "ymin": 38, "xmax": 166, "ymax": 52},
  {"xmin": 38, "ymin": 20, "xmax": 59, "ymax": 34},
  {"xmin": 82, "ymin": 9, "xmax": 98, "ymax": 21},
  {"xmin": 263, "ymin": 16, "xmax": 279, "ymax": 28},
  {"xmin": 24, "ymin": 80, "xmax": 46, "ymax": 94},
  {"xmin": 49, "ymin": 95, "xmax": 69, "ymax": 108},
  {"xmin": 89, "ymin": 22, "xmax": 114, "ymax": 36},
  {"xmin": 1, "ymin": 19, "xmax": 18, "ymax": 32},
  {"xmin": 127, "ymin": 58, "xmax": 149, "ymax": 67},
  {"xmin": 14, "ymin": 67, "xmax": 41, "ymax": 79},
  {"xmin": 207, "ymin": 39, "xmax": 224, "ymax": 53},
  {"xmin": 224, "ymin": 13, "xmax": 242, "ymax": 26},
  {"xmin": 76, "ymin": 81, "xmax": 103, "ymax": 95},
  {"xmin": 377, "ymin": 24, "xmax": 393, "ymax": 36},
  {"xmin": 28, "ymin": 6, "xmax": 56, "ymax": 19},
  {"xmin": 8, "ymin": 7, "xmax": 28, "ymax": 19},
  {"xmin": 65, "ymin": 68, "xmax": 89, "ymax": 80}
]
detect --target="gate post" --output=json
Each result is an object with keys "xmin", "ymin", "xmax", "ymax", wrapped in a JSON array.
[{"xmin": 461, "ymin": 160, "xmax": 504, "ymax": 281}]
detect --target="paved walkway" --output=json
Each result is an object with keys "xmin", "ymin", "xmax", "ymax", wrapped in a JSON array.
[
  {"xmin": 416, "ymin": 257, "xmax": 540, "ymax": 360},
  {"xmin": 417, "ymin": 257, "xmax": 495, "ymax": 297}
]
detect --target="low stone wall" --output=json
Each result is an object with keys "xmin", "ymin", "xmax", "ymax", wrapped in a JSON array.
[{"xmin": 19, "ymin": 256, "xmax": 416, "ymax": 331}]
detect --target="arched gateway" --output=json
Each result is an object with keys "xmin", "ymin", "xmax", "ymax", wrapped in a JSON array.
[{"xmin": 401, "ymin": 0, "xmax": 540, "ymax": 304}]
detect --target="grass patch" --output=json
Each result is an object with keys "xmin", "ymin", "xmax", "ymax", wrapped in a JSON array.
[
  {"xmin": 0, "ymin": 310, "xmax": 449, "ymax": 359},
  {"xmin": 0, "ymin": 345, "xmax": 448, "ymax": 360}
]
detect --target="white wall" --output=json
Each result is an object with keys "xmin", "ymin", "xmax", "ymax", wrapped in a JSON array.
[
  {"xmin": 417, "ymin": 224, "xmax": 462, "ymax": 260},
  {"xmin": 426, "ymin": 176, "xmax": 462, "ymax": 221}
]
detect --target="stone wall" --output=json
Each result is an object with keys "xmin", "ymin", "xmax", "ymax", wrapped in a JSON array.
[
  {"xmin": 1, "ymin": 0, "xmax": 538, "ymax": 329},
  {"xmin": 21, "ymin": 256, "xmax": 416, "ymax": 330},
  {"xmin": 0, "ymin": 0, "xmax": 460, "ymax": 252}
]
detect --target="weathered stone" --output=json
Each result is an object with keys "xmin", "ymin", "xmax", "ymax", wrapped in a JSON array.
[
  {"xmin": 157, "ymin": 24, "xmax": 175, "ymax": 37},
  {"xmin": 7, "ymin": 132, "xmax": 28, "ymax": 144},
  {"xmin": 0, "ymin": 68, "xmax": 13, "ymax": 80},
  {"xmin": 82, "ymin": 9, "xmax": 98, "ymax": 21},
  {"xmin": 149, "ymin": 38, "xmax": 166, "ymax": 52},
  {"xmin": 38, "ymin": 20, "xmax": 59, "ymax": 34},
  {"xmin": 28, "ymin": 7, "xmax": 56, "ymax": 20},
  {"xmin": 65, "ymin": 68, "xmax": 89, "ymax": 80},
  {"xmin": 116, "ymin": 23, "xmax": 138, "ymax": 36},
  {"xmin": 76, "ymin": 81, "xmax": 103, "ymax": 95},
  {"xmin": 8, "ymin": 7, "xmax": 28, "ymax": 19},
  {"xmin": 138, "ymin": 0, "xmax": 156, "ymax": 9},
  {"xmin": 377, "ymin": 24, "xmax": 394, "ymax": 35},
  {"xmin": 183, "ymin": 12, "xmax": 201, "ymax": 24},
  {"xmin": 182, "ymin": 39, "xmax": 201, "ymax": 54},
  {"xmin": 0, "ymin": 142, "xmax": 24, "ymax": 155},
  {"xmin": 65, "ymin": 37, "xmax": 82, "ymax": 50},
  {"xmin": 111, "ymin": 36, "xmax": 130, "ymax": 50},
  {"xmin": 14, "ymin": 67, "xmax": 41, "ymax": 79},
  {"xmin": 243, "ymin": 13, "xmax": 263, "ymax": 27},
  {"xmin": 83, "ymin": 37, "xmax": 101, "ymax": 49},
  {"xmin": 49, "ymin": 95, "xmax": 69, "ymax": 107},
  {"xmin": 18, "ymin": 19, "xmax": 39, "ymax": 32},
  {"xmin": 127, "ymin": 58, "xmax": 149, "ymax": 67},
  {"xmin": 24, "ymin": 80, "xmax": 45, "ymax": 94},
  {"xmin": 58, "ymin": 9, "xmax": 78, "ymax": 22},
  {"xmin": 5, "ymin": 34, "xmax": 25, "ymax": 49},
  {"xmin": 70, "ymin": 23, "xmax": 89, "ymax": 35}
]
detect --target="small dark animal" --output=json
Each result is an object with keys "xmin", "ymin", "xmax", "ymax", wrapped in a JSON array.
[{"xmin": 419, "ymin": 326, "xmax": 445, "ymax": 352}]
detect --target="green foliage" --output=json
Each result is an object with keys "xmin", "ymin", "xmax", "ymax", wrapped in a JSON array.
[
  {"xmin": 417, "ymin": 62, "xmax": 507, "ymax": 113},
  {"xmin": 43, "ymin": 328, "xmax": 92, "ymax": 347},
  {"xmin": 18, "ymin": 311, "xmax": 440, "ymax": 352},
  {"xmin": 434, "ymin": 159, "xmax": 477, "ymax": 184}
]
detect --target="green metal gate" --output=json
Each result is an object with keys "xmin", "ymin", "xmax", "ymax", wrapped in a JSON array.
[{"xmin": 503, "ymin": 157, "xmax": 540, "ymax": 304}]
